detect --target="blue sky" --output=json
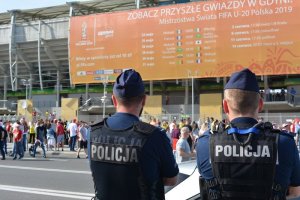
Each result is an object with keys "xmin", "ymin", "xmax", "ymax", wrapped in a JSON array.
[{"xmin": 0, "ymin": 0, "xmax": 89, "ymax": 13}]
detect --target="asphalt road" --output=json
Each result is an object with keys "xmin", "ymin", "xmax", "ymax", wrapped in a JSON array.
[{"xmin": 0, "ymin": 143, "xmax": 95, "ymax": 200}]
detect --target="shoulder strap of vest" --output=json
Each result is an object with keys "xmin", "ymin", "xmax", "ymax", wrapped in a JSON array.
[
  {"xmin": 254, "ymin": 122, "xmax": 281, "ymax": 200},
  {"xmin": 279, "ymin": 130, "xmax": 295, "ymax": 139},
  {"xmin": 133, "ymin": 121, "xmax": 157, "ymax": 135},
  {"xmin": 226, "ymin": 122, "xmax": 278, "ymax": 146},
  {"xmin": 259, "ymin": 122, "xmax": 282, "ymax": 143},
  {"xmin": 91, "ymin": 119, "xmax": 105, "ymax": 131},
  {"xmin": 263, "ymin": 123, "xmax": 283, "ymax": 200}
]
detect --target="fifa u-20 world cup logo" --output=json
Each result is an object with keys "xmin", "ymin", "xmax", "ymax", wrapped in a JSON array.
[{"xmin": 81, "ymin": 22, "xmax": 87, "ymax": 40}]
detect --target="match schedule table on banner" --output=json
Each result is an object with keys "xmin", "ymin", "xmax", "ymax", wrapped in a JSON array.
[
  {"xmin": 141, "ymin": 28, "xmax": 207, "ymax": 67},
  {"xmin": 231, "ymin": 21, "xmax": 292, "ymax": 49},
  {"xmin": 70, "ymin": 0, "xmax": 300, "ymax": 84}
]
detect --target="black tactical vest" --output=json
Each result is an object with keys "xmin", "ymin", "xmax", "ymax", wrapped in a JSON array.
[
  {"xmin": 90, "ymin": 119, "xmax": 165, "ymax": 200},
  {"xmin": 209, "ymin": 122, "xmax": 279, "ymax": 200}
]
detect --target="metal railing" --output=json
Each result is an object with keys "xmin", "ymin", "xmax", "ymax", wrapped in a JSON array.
[
  {"xmin": 286, "ymin": 93, "xmax": 300, "ymax": 107},
  {"xmin": 263, "ymin": 93, "xmax": 287, "ymax": 102},
  {"xmin": 0, "ymin": 114, "xmax": 18, "ymax": 122},
  {"xmin": 78, "ymin": 94, "xmax": 300, "ymax": 111},
  {"xmin": 77, "ymin": 115, "xmax": 103, "ymax": 124},
  {"xmin": 0, "ymin": 100, "xmax": 17, "ymax": 112},
  {"xmin": 258, "ymin": 112, "xmax": 300, "ymax": 125},
  {"xmin": 79, "ymin": 97, "xmax": 113, "ymax": 111},
  {"xmin": 34, "ymin": 100, "xmax": 57, "ymax": 108}
]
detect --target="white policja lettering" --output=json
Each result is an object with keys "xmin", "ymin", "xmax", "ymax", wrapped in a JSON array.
[
  {"xmin": 215, "ymin": 145, "xmax": 271, "ymax": 157},
  {"xmin": 91, "ymin": 144, "xmax": 139, "ymax": 163}
]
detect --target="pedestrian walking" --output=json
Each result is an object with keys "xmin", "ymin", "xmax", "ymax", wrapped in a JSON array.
[
  {"xmin": 20, "ymin": 118, "xmax": 29, "ymax": 152},
  {"xmin": 290, "ymin": 87, "xmax": 296, "ymax": 104},
  {"xmin": 68, "ymin": 118, "xmax": 78, "ymax": 151},
  {"xmin": 31, "ymin": 120, "xmax": 46, "ymax": 158},
  {"xmin": 56, "ymin": 119, "xmax": 65, "ymax": 151},
  {"xmin": 29, "ymin": 121, "xmax": 35, "ymax": 144},
  {"xmin": 13, "ymin": 124, "xmax": 24, "ymax": 160},
  {"xmin": 76, "ymin": 122, "xmax": 88, "ymax": 159},
  {"xmin": 46, "ymin": 123, "xmax": 56, "ymax": 151},
  {"xmin": 5, "ymin": 120, "xmax": 13, "ymax": 143}
]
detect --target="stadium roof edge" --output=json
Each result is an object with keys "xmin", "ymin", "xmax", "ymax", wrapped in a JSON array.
[{"xmin": 0, "ymin": 0, "xmax": 155, "ymax": 25}]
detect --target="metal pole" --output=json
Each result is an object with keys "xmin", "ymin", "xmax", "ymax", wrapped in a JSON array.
[
  {"xmin": 85, "ymin": 83, "xmax": 89, "ymax": 101},
  {"xmin": 184, "ymin": 79, "xmax": 188, "ymax": 105},
  {"xmin": 3, "ymin": 75, "xmax": 7, "ymax": 108},
  {"xmin": 29, "ymin": 74, "xmax": 32, "ymax": 99},
  {"xmin": 9, "ymin": 11, "xmax": 17, "ymax": 91},
  {"xmin": 15, "ymin": 56, "xmax": 18, "ymax": 90},
  {"xmin": 192, "ymin": 76, "xmax": 194, "ymax": 123},
  {"xmin": 136, "ymin": 0, "xmax": 140, "ymax": 9},
  {"xmin": 38, "ymin": 20, "xmax": 43, "ymax": 90},
  {"xmin": 25, "ymin": 85, "xmax": 28, "ymax": 120},
  {"xmin": 103, "ymin": 82, "xmax": 106, "ymax": 119},
  {"xmin": 68, "ymin": 5, "xmax": 74, "ymax": 87},
  {"xmin": 150, "ymin": 80, "xmax": 153, "ymax": 96},
  {"xmin": 69, "ymin": 4, "xmax": 74, "ymax": 16},
  {"xmin": 26, "ymin": 84, "xmax": 28, "ymax": 100},
  {"xmin": 56, "ymin": 70, "xmax": 60, "ymax": 107}
]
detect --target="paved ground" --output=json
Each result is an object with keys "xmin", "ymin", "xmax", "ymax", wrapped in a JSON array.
[{"xmin": 0, "ymin": 143, "xmax": 94, "ymax": 200}]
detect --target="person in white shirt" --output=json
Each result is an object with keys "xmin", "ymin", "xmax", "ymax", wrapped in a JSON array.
[
  {"xmin": 77, "ymin": 122, "xmax": 88, "ymax": 159},
  {"xmin": 176, "ymin": 126, "xmax": 195, "ymax": 163},
  {"xmin": 169, "ymin": 120, "xmax": 176, "ymax": 134},
  {"xmin": 68, "ymin": 118, "xmax": 78, "ymax": 151},
  {"xmin": 265, "ymin": 87, "xmax": 271, "ymax": 101}
]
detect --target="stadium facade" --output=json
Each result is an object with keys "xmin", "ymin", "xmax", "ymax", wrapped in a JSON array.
[{"xmin": 0, "ymin": 0, "xmax": 299, "ymax": 124}]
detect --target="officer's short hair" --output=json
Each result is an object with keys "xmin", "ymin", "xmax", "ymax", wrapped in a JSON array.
[
  {"xmin": 224, "ymin": 89, "xmax": 260, "ymax": 116},
  {"xmin": 115, "ymin": 94, "xmax": 145, "ymax": 107}
]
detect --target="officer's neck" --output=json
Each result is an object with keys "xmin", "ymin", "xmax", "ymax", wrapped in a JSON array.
[
  {"xmin": 116, "ymin": 105, "xmax": 141, "ymax": 118},
  {"xmin": 228, "ymin": 113, "xmax": 258, "ymax": 122}
]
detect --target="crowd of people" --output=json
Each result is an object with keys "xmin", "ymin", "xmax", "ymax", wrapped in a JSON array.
[
  {"xmin": 0, "ymin": 118, "xmax": 90, "ymax": 160},
  {"xmin": 261, "ymin": 87, "xmax": 297, "ymax": 103},
  {"xmin": 0, "ymin": 114, "xmax": 299, "ymax": 163},
  {"xmin": 148, "ymin": 116, "xmax": 300, "ymax": 164}
]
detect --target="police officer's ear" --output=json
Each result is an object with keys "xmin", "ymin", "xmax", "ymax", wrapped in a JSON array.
[
  {"xmin": 258, "ymin": 97, "xmax": 264, "ymax": 113},
  {"xmin": 223, "ymin": 99, "xmax": 229, "ymax": 114},
  {"xmin": 111, "ymin": 95, "xmax": 118, "ymax": 108},
  {"xmin": 141, "ymin": 95, "xmax": 147, "ymax": 107}
]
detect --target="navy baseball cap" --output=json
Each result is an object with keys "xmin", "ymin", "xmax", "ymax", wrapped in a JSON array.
[
  {"xmin": 113, "ymin": 69, "xmax": 145, "ymax": 98},
  {"xmin": 225, "ymin": 68, "xmax": 259, "ymax": 93}
]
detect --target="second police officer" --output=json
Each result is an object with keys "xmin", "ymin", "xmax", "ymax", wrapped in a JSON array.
[
  {"xmin": 89, "ymin": 69, "xmax": 179, "ymax": 200},
  {"xmin": 196, "ymin": 68, "xmax": 300, "ymax": 200}
]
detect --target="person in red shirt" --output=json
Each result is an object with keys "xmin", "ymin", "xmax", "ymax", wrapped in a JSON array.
[
  {"xmin": 5, "ymin": 120, "xmax": 13, "ymax": 143},
  {"xmin": 56, "ymin": 120, "xmax": 65, "ymax": 151},
  {"xmin": 13, "ymin": 124, "xmax": 24, "ymax": 160}
]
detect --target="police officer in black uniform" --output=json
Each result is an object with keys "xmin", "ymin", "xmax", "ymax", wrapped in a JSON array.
[
  {"xmin": 196, "ymin": 68, "xmax": 300, "ymax": 200},
  {"xmin": 90, "ymin": 69, "xmax": 179, "ymax": 200}
]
